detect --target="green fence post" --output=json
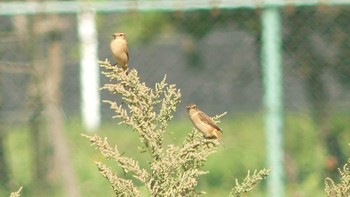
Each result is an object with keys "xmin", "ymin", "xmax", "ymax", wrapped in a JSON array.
[{"xmin": 261, "ymin": 5, "xmax": 284, "ymax": 197}]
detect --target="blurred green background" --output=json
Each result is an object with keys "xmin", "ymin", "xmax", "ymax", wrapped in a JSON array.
[{"xmin": 4, "ymin": 113, "xmax": 342, "ymax": 196}]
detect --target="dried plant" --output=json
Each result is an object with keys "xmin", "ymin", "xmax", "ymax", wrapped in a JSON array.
[
  {"xmin": 9, "ymin": 187, "xmax": 22, "ymax": 197},
  {"xmin": 229, "ymin": 169, "xmax": 270, "ymax": 197},
  {"xmin": 83, "ymin": 60, "xmax": 267, "ymax": 196},
  {"xmin": 325, "ymin": 158, "xmax": 350, "ymax": 196}
]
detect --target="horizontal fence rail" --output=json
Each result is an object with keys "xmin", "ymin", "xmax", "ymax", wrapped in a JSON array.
[{"xmin": 2, "ymin": 0, "xmax": 350, "ymax": 15}]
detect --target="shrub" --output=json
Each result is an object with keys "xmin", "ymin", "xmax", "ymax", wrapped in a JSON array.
[{"xmin": 83, "ymin": 60, "xmax": 268, "ymax": 196}]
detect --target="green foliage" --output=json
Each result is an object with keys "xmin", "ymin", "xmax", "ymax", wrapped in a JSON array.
[
  {"xmin": 116, "ymin": 12, "xmax": 171, "ymax": 43},
  {"xmin": 83, "ymin": 60, "xmax": 267, "ymax": 196},
  {"xmin": 325, "ymin": 158, "xmax": 350, "ymax": 196},
  {"xmin": 6, "ymin": 110, "xmax": 350, "ymax": 196}
]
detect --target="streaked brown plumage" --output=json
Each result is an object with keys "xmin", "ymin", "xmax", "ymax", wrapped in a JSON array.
[
  {"xmin": 110, "ymin": 32, "xmax": 129, "ymax": 71},
  {"xmin": 186, "ymin": 104, "xmax": 224, "ymax": 145}
]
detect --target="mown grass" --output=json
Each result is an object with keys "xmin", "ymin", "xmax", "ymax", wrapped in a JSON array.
[{"xmin": 3, "ymin": 111, "xmax": 350, "ymax": 196}]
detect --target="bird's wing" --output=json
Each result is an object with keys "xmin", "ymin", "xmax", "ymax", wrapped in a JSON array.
[
  {"xmin": 198, "ymin": 111, "xmax": 222, "ymax": 132},
  {"xmin": 126, "ymin": 46, "xmax": 129, "ymax": 60}
]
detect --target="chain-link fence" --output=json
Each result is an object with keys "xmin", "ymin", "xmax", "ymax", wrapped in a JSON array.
[
  {"xmin": 2, "ymin": 6, "xmax": 348, "ymax": 122},
  {"xmin": 1, "ymin": 1, "xmax": 350, "ymax": 196}
]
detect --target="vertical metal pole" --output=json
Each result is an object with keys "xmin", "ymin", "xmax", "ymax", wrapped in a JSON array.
[
  {"xmin": 261, "ymin": 5, "xmax": 284, "ymax": 197},
  {"xmin": 78, "ymin": 9, "xmax": 101, "ymax": 131}
]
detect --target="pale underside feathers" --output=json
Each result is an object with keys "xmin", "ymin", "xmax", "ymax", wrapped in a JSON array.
[{"xmin": 186, "ymin": 104, "xmax": 224, "ymax": 146}]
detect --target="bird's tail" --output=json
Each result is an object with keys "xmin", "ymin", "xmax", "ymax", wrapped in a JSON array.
[{"xmin": 215, "ymin": 130, "xmax": 225, "ymax": 147}]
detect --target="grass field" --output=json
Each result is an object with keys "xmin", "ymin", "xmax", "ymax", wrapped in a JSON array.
[{"xmin": 3, "ymin": 112, "xmax": 349, "ymax": 196}]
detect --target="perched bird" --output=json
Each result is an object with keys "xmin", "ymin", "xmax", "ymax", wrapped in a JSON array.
[
  {"xmin": 186, "ymin": 104, "xmax": 224, "ymax": 146},
  {"xmin": 110, "ymin": 32, "xmax": 129, "ymax": 71}
]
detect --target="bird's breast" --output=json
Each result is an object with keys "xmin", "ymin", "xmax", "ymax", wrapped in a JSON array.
[
  {"xmin": 110, "ymin": 40, "xmax": 127, "ymax": 54},
  {"xmin": 189, "ymin": 112, "xmax": 214, "ymax": 136}
]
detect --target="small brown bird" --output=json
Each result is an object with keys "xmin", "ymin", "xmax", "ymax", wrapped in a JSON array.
[
  {"xmin": 110, "ymin": 32, "xmax": 129, "ymax": 71},
  {"xmin": 186, "ymin": 104, "xmax": 224, "ymax": 145}
]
